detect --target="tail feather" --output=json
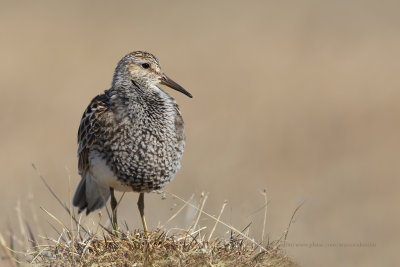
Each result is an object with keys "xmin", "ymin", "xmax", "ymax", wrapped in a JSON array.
[
  {"xmin": 72, "ymin": 173, "xmax": 110, "ymax": 215},
  {"xmin": 72, "ymin": 176, "xmax": 88, "ymax": 212}
]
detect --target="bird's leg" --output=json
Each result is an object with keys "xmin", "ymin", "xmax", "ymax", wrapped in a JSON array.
[
  {"xmin": 137, "ymin": 192, "xmax": 149, "ymax": 236},
  {"xmin": 110, "ymin": 187, "xmax": 119, "ymax": 235}
]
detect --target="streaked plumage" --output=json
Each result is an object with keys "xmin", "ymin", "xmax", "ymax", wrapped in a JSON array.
[{"xmin": 72, "ymin": 51, "xmax": 192, "ymax": 233}]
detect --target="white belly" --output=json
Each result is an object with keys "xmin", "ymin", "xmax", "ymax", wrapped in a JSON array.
[{"xmin": 88, "ymin": 151, "xmax": 133, "ymax": 192}]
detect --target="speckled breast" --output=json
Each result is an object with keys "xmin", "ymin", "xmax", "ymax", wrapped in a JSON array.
[{"xmin": 96, "ymin": 110, "xmax": 185, "ymax": 192}]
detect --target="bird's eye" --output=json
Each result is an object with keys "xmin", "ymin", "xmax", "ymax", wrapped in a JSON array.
[{"xmin": 141, "ymin": 63, "xmax": 150, "ymax": 69}]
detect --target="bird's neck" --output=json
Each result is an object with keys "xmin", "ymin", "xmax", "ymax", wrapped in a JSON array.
[{"xmin": 107, "ymin": 82, "xmax": 177, "ymax": 124}]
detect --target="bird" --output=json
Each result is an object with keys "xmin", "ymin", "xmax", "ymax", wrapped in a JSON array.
[{"xmin": 72, "ymin": 51, "xmax": 192, "ymax": 235}]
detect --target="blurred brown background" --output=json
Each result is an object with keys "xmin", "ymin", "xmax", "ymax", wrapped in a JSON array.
[{"xmin": 1, "ymin": 1, "xmax": 399, "ymax": 266}]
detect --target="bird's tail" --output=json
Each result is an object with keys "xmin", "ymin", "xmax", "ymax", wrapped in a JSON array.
[{"xmin": 72, "ymin": 172, "xmax": 110, "ymax": 215}]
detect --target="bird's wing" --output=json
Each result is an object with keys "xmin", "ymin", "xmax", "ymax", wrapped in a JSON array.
[
  {"xmin": 173, "ymin": 103, "xmax": 185, "ymax": 143},
  {"xmin": 77, "ymin": 94, "xmax": 112, "ymax": 175}
]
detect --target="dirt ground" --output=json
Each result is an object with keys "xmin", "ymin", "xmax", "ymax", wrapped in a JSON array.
[{"xmin": 1, "ymin": 1, "xmax": 399, "ymax": 266}]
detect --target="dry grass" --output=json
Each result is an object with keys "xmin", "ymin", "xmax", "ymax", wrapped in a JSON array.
[
  {"xmin": 1, "ymin": 227, "xmax": 299, "ymax": 267},
  {"xmin": 21, "ymin": 229, "xmax": 298, "ymax": 267},
  {"xmin": 0, "ymin": 174, "xmax": 300, "ymax": 266}
]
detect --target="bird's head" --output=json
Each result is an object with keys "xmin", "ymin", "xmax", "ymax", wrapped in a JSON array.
[{"xmin": 112, "ymin": 51, "xmax": 192, "ymax": 98}]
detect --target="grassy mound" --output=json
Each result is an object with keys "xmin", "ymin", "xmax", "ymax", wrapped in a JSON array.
[
  {"xmin": 0, "ymin": 172, "xmax": 300, "ymax": 266},
  {"xmin": 2, "ymin": 228, "xmax": 298, "ymax": 266}
]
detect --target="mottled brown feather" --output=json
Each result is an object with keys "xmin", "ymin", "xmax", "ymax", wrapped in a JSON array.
[
  {"xmin": 174, "ymin": 103, "xmax": 185, "ymax": 143},
  {"xmin": 77, "ymin": 94, "xmax": 110, "ymax": 175}
]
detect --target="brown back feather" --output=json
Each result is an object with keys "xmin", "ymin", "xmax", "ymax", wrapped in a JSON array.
[{"xmin": 77, "ymin": 94, "xmax": 110, "ymax": 175}]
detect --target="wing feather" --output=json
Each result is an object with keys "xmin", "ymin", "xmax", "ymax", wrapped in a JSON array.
[
  {"xmin": 173, "ymin": 103, "xmax": 185, "ymax": 143},
  {"xmin": 77, "ymin": 94, "xmax": 111, "ymax": 175}
]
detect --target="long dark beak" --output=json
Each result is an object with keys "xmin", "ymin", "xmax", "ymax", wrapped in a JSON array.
[{"xmin": 160, "ymin": 74, "xmax": 192, "ymax": 98}]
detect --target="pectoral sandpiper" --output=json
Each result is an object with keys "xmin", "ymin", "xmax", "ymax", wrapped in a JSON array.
[{"xmin": 72, "ymin": 51, "xmax": 192, "ymax": 235}]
